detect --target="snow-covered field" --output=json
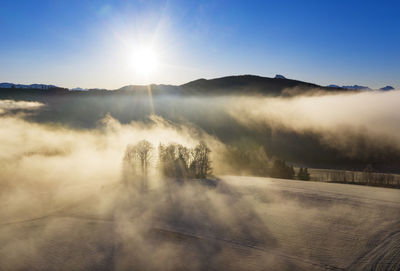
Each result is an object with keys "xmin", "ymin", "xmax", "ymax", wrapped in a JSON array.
[{"xmin": 1, "ymin": 176, "xmax": 399, "ymax": 271}]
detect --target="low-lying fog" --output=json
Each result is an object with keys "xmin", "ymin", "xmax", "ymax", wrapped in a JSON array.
[
  {"xmin": 2, "ymin": 90, "xmax": 400, "ymax": 218},
  {"xmin": 9, "ymin": 88, "xmax": 400, "ymax": 171},
  {"xmin": 1, "ymin": 90, "xmax": 400, "ymax": 270},
  {"xmin": 229, "ymin": 90, "xmax": 400, "ymax": 156}
]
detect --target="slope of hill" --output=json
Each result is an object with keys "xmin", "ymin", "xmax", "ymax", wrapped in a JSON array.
[
  {"xmin": 1, "ymin": 176, "xmax": 399, "ymax": 270},
  {"xmin": 179, "ymin": 75, "xmax": 335, "ymax": 95},
  {"xmin": 112, "ymin": 75, "xmax": 337, "ymax": 96}
]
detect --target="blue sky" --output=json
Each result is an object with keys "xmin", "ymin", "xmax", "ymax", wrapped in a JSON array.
[{"xmin": 0, "ymin": 0, "xmax": 399, "ymax": 89}]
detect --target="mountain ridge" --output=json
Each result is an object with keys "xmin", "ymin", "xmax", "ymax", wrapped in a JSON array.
[{"xmin": 1, "ymin": 75, "xmax": 396, "ymax": 95}]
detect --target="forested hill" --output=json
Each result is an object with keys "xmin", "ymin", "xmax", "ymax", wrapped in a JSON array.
[
  {"xmin": 179, "ymin": 75, "xmax": 340, "ymax": 95},
  {"xmin": 118, "ymin": 75, "xmax": 344, "ymax": 96}
]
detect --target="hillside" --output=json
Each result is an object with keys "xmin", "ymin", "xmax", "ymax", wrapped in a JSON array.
[
  {"xmin": 1, "ymin": 75, "xmax": 399, "ymax": 174},
  {"xmin": 1, "ymin": 176, "xmax": 399, "ymax": 270},
  {"xmin": 116, "ymin": 75, "xmax": 343, "ymax": 96},
  {"xmin": 179, "ymin": 75, "xmax": 335, "ymax": 95}
]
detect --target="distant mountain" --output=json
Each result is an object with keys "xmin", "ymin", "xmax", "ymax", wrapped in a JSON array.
[
  {"xmin": 328, "ymin": 84, "xmax": 396, "ymax": 91},
  {"xmin": 70, "ymin": 87, "xmax": 88, "ymax": 91},
  {"xmin": 111, "ymin": 75, "xmax": 334, "ymax": 96},
  {"xmin": 341, "ymin": 85, "xmax": 371, "ymax": 90},
  {"xmin": 0, "ymin": 83, "xmax": 14, "ymax": 88},
  {"xmin": 0, "ymin": 75, "xmax": 357, "ymax": 98},
  {"xmin": 179, "ymin": 75, "xmax": 333, "ymax": 96},
  {"xmin": 380, "ymin": 86, "xmax": 394, "ymax": 91},
  {"xmin": 3, "ymin": 78, "xmax": 395, "ymax": 96},
  {"xmin": 0, "ymin": 83, "xmax": 58, "ymax": 89},
  {"xmin": 274, "ymin": 74, "xmax": 286, "ymax": 79}
]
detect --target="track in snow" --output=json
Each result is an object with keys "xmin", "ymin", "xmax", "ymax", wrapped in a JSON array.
[{"xmin": 0, "ymin": 176, "xmax": 399, "ymax": 270}]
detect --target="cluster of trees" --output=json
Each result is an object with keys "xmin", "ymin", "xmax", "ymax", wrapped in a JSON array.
[
  {"xmin": 224, "ymin": 141, "xmax": 270, "ymax": 176},
  {"xmin": 297, "ymin": 167, "xmax": 310, "ymax": 181},
  {"xmin": 158, "ymin": 141, "xmax": 212, "ymax": 179},
  {"xmin": 270, "ymin": 160, "xmax": 295, "ymax": 179},
  {"xmin": 122, "ymin": 140, "xmax": 212, "ymax": 189},
  {"xmin": 269, "ymin": 160, "xmax": 310, "ymax": 180}
]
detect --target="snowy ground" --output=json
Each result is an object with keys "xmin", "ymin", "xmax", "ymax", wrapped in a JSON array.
[{"xmin": 1, "ymin": 176, "xmax": 399, "ymax": 271}]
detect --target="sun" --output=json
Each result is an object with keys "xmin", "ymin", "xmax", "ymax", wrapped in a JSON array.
[{"xmin": 130, "ymin": 47, "xmax": 159, "ymax": 75}]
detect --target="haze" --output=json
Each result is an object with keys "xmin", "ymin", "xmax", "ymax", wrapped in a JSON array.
[{"xmin": 1, "ymin": 1, "xmax": 400, "ymax": 271}]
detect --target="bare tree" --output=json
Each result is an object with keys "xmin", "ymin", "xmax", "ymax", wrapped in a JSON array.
[
  {"xmin": 123, "ymin": 140, "xmax": 154, "ymax": 191},
  {"xmin": 158, "ymin": 141, "xmax": 212, "ymax": 179},
  {"xmin": 158, "ymin": 143, "xmax": 189, "ymax": 179},
  {"xmin": 190, "ymin": 141, "xmax": 212, "ymax": 178},
  {"xmin": 123, "ymin": 144, "xmax": 139, "ymax": 182},
  {"xmin": 136, "ymin": 140, "xmax": 153, "ymax": 173}
]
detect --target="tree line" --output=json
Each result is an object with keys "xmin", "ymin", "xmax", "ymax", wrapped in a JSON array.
[
  {"xmin": 120, "ymin": 140, "xmax": 396, "ymax": 187},
  {"xmin": 122, "ymin": 139, "xmax": 312, "ymax": 185},
  {"xmin": 316, "ymin": 164, "xmax": 400, "ymax": 188},
  {"xmin": 122, "ymin": 140, "xmax": 212, "ymax": 190},
  {"xmin": 270, "ymin": 159, "xmax": 310, "ymax": 180}
]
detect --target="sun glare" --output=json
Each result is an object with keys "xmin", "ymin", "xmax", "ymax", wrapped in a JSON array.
[{"xmin": 131, "ymin": 47, "xmax": 159, "ymax": 75}]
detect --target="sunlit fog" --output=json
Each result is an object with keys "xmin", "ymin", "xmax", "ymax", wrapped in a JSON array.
[{"xmin": 1, "ymin": 0, "xmax": 400, "ymax": 270}]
